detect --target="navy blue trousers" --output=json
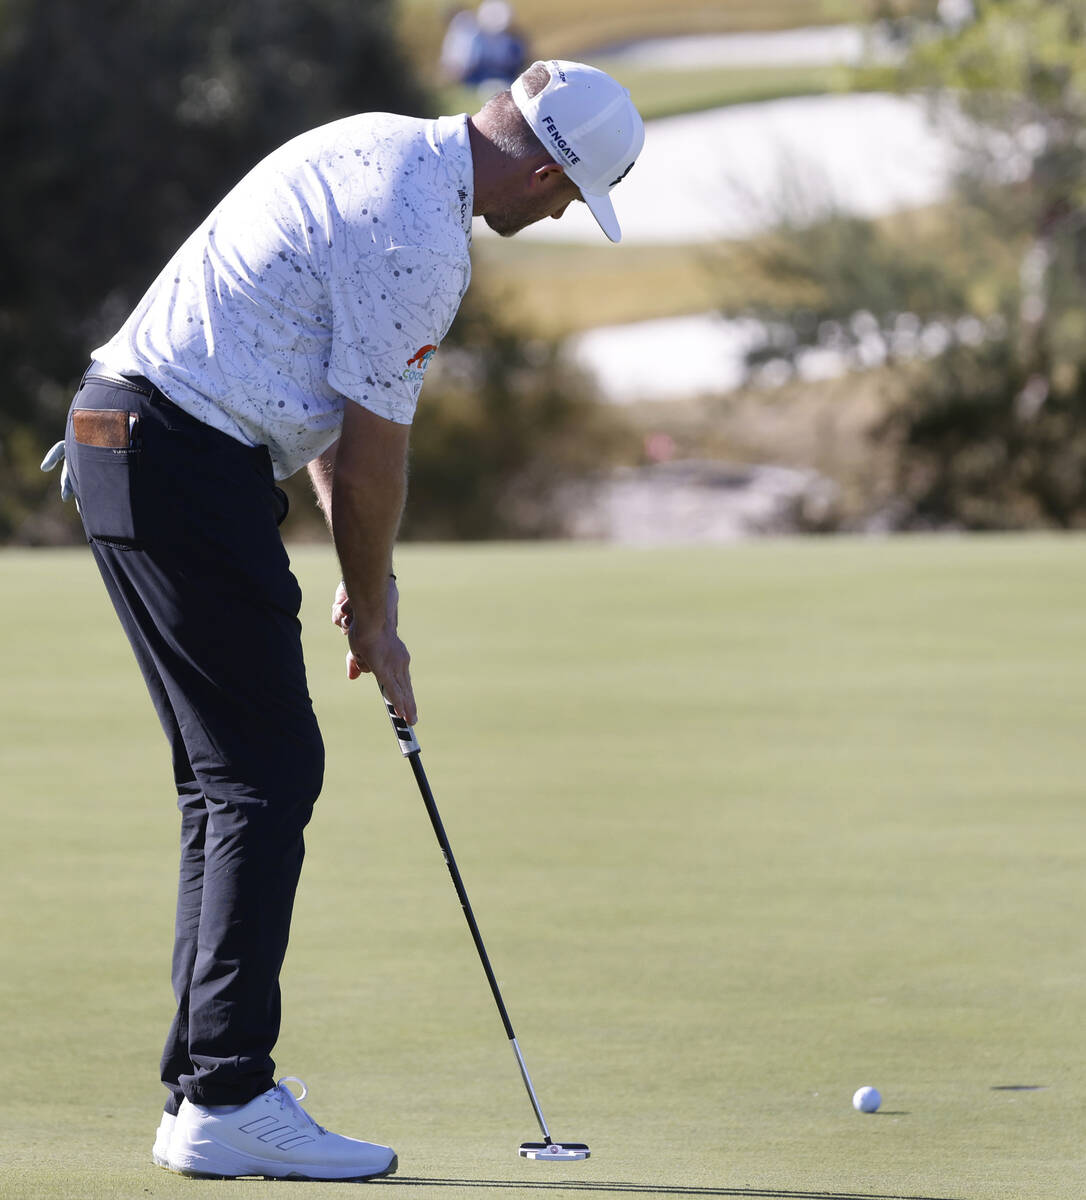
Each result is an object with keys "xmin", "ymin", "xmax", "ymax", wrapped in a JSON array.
[{"xmin": 65, "ymin": 371, "xmax": 325, "ymax": 1112}]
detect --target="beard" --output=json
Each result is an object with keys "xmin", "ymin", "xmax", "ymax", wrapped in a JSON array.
[{"xmin": 482, "ymin": 208, "xmax": 531, "ymax": 238}]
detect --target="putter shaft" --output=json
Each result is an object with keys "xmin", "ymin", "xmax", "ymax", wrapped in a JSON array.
[{"xmin": 381, "ymin": 689, "xmax": 553, "ymax": 1144}]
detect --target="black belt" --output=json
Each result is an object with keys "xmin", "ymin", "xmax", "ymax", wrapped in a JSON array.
[{"xmin": 84, "ymin": 361, "xmax": 157, "ymax": 397}]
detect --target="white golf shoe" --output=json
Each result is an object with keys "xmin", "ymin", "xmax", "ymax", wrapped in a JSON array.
[
  {"xmin": 167, "ymin": 1077, "xmax": 397, "ymax": 1181},
  {"xmin": 152, "ymin": 1111, "xmax": 176, "ymax": 1168}
]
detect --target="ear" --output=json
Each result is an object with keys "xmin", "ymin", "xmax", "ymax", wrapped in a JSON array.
[{"xmin": 532, "ymin": 161, "xmax": 567, "ymax": 184}]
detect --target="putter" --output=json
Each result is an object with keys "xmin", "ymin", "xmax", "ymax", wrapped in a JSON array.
[{"xmin": 379, "ymin": 687, "xmax": 590, "ymax": 1162}]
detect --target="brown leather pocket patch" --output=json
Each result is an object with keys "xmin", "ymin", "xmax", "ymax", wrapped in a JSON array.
[{"xmin": 73, "ymin": 409, "xmax": 135, "ymax": 448}]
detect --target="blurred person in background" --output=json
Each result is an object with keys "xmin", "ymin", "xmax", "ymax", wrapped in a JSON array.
[
  {"xmin": 461, "ymin": 1, "xmax": 528, "ymax": 93},
  {"xmin": 439, "ymin": 3, "xmax": 479, "ymax": 82}
]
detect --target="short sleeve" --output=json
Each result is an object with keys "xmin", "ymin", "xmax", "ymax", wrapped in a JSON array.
[{"xmin": 327, "ymin": 245, "xmax": 469, "ymax": 424}]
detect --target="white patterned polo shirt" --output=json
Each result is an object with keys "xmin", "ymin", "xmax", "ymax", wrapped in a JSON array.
[{"xmin": 93, "ymin": 113, "xmax": 474, "ymax": 479}]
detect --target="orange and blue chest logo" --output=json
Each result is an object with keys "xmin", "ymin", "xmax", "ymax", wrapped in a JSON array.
[{"xmin": 403, "ymin": 344, "xmax": 438, "ymax": 382}]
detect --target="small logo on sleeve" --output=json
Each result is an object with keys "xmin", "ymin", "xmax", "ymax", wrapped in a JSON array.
[{"xmin": 402, "ymin": 344, "xmax": 438, "ymax": 382}]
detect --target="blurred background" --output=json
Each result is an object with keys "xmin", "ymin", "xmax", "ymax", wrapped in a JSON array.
[{"xmin": 4, "ymin": 0, "xmax": 1085, "ymax": 546}]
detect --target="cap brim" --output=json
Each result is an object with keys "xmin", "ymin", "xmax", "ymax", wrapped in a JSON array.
[{"xmin": 582, "ymin": 191, "xmax": 621, "ymax": 244}]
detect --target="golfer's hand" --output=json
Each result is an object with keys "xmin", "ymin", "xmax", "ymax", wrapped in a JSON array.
[
  {"xmin": 337, "ymin": 578, "xmax": 417, "ymax": 725},
  {"xmin": 332, "ymin": 580, "xmax": 353, "ymax": 632}
]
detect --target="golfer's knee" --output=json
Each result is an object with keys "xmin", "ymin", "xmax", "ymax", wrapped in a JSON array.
[{"xmin": 244, "ymin": 720, "xmax": 324, "ymax": 814}]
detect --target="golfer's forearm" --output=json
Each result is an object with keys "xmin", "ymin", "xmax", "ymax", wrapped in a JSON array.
[
  {"xmin": 330, "ymin": 461, "xmax": 405, "ymax": 629},
  {"xmin": 307, "ymin": 443, "xmax": 338, "ymax": 531}
]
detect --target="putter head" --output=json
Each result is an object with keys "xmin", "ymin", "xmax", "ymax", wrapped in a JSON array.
[{"xmin": 519, "ymin": 1141, "xmax": 590, "ymax": 1161}]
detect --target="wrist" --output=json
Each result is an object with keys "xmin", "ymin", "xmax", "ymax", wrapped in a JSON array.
[{"xmin": 340, "ymin": 571, "xmax": 396, "ymax": 590}]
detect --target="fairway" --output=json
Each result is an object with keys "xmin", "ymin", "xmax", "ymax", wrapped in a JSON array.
[{"xmin": 2, "ymin": 536, "xmax": 1084, "ymax": 1199}]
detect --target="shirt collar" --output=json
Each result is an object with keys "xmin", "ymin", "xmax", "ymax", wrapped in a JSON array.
[{"xmin": 434, "ymin": 114, "xmax": 474, "ymax": 239}]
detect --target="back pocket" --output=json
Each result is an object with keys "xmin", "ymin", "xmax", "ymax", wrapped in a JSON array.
[{"xmin": 67, "ymin": 411, "xmax": 142, "ymax": 546}]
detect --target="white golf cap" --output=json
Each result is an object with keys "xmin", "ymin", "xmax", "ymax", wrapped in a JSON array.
[{"xmin": 511, "ymin": 59, "xmax": 645, "ymax": 243}]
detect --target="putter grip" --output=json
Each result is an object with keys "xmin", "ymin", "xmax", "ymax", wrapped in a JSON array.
[{"xmin": 380, "ymin": 686, "xmax": 421, "ymax": 755}]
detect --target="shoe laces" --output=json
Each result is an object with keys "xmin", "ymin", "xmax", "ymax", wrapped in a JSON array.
[{"xmin": 274, "ymin": 1076, "xmax": 326, "ymax": 1136}]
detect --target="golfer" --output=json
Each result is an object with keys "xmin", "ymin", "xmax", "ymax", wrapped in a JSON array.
[{"xmin": 48, "ymin": 60, "xmax": 643, "ymax": 1181}]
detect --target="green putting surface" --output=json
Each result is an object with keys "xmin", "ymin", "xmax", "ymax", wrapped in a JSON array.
[{"xmin": 3, "ymin": 536, "xmax": 1084, "ymax": 1199}]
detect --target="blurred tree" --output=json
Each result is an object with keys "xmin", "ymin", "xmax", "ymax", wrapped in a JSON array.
[
  {"xmin": 723, "ymin": 0, "xmax": 1086, "ymax": 530},
  {"xmin": 399, "ymin": 285, "xmax": 633, "ymax": 540}
]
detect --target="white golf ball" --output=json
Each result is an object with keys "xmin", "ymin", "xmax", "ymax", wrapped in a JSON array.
[{"xmin": 852, "ymin": 1086, "xmax": 882, "ymax": 1113}]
